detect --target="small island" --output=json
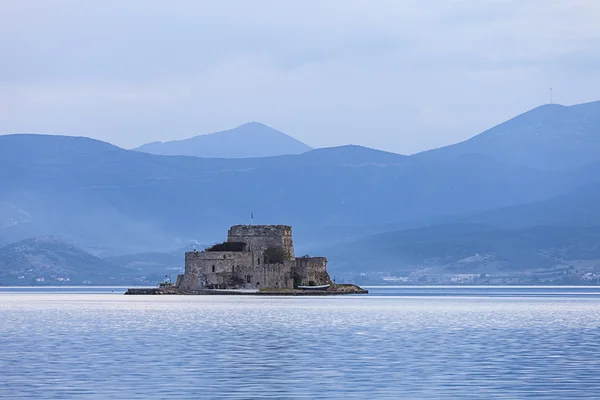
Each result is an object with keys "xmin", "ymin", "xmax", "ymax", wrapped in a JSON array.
[{"xmin": 126, "ymin": 225, "xmax": 367, "ymax": 296}]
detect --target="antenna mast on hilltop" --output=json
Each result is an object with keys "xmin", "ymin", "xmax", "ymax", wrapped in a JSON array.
[{"xmin": 250, "ymin": 212, "xmax": 254, "ymax": 225}]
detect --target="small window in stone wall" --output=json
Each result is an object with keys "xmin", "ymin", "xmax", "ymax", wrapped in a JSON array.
[
  {"xmin": 212, "ymin": 265, "xmax": 215, "ymax": 273},
  {"xmin": 246, "ymin": 275, "xmax": 251, "ymax": 283},
  {"xmin": 258, "ymin": 257, "xmax": 260, "ymax": 265},
  {"xmin": 256, "ymin": 282, "xmax": 260, "ymax": 286}
]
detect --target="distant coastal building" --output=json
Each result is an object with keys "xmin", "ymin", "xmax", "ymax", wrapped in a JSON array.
[{"xmin": 176, "ymin": 225, "xmax": 331, "ymax": 292}]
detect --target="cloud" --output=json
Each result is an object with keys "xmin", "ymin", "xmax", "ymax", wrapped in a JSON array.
[{"xmin": 1, "ymin": 0, "xmax": 599, "ymax": 153}]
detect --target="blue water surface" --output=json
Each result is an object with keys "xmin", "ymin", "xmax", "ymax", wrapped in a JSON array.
[{"xmin": 1, "ymin": 286, "xmax": 599, "ymax": 399}]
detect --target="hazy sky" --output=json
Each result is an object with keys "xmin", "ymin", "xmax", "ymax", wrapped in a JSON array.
[{"xmin": 1, "ymin": 0, "xmax": 599, "ymax": 154}]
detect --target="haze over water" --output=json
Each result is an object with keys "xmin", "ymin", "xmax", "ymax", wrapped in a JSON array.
[{"xmin": 1, "ymin": 287, "xmax": 599, "ymax": 399}]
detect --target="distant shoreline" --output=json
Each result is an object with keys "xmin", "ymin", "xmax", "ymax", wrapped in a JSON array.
[{"xmin": 3, "ymin": 284, "xmax": 600, "ymax": 289}]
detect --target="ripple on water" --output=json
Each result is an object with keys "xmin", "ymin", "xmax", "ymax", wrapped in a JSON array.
[{"xmin": 0, "ymin": 293, "xmax": 599, "ymax": 399}]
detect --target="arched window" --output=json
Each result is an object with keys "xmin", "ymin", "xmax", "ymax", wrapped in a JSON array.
[
  {"xmin": 212, "ymin": 265, "xmax": 215, "ymax": 273},
  {"xmin": 257, "ymin": 257, "xmax": 260, "ymax": 265}
]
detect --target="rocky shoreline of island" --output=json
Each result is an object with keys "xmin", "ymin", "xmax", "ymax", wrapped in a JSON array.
[{"xmin": 125, "ymin": 283, "xmax": 368, "ymax": 296}]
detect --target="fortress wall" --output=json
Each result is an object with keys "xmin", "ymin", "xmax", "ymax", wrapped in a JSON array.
[
  {"xmin": 180, "ymin": 251, "xmax": 253, "ymax": 291},
  {"xmin": 243, "ymin": 263, "xmax": 294, "ymax": 289},
  {"xmin": 175, "ymin": 274, "xmax": 184, "ymax": 287},
  {"xmin": 227, "ymin": 225, "xmax": 294, "ymax": 258},
  {"xmin": 180, "ymin": 250, "xmax": 293, "ymax": 290},
  {"xmin": 291, "ymin": 257, "xmax": 331, "ymax": 286}
]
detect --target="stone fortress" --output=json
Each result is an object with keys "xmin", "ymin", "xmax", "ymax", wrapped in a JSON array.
[{"xmin": 176, "ymin": 225, "xmax": 332, "ymax": 292}]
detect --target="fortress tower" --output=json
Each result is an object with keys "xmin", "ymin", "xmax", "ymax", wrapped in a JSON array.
[{"xmin": 227, "ymin": 225, "xmax": 294, "ymax": 258}]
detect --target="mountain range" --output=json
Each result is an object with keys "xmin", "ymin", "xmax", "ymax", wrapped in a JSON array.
[
  {"xmin": 134, "ymin": 122, "xmax": 312, "ymax": 158},
  {"xmin": 0, "ymin": 136, "xmax": 584, "ymax": 253},
  {"xmin": 1, "ymin": 100, "xmax": 600, "ymax": 283},
  {"xmin": 417, "ymin": 101, "xmax": 600, "ymax": 170},
  {"xmin": 0, "ymin": 237, "xmax": 128, "ymax": 285},
  {"xmin": 317, "ymin": 223, "xmax": 600, "ymax": 280}
]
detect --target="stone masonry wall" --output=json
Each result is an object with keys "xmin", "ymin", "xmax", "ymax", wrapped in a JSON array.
[
  {"xmin": 180, "ymin": 251, "xmax": 252, "ymax": 291},
  {"xmin": 227, "ymin": 225, "xmax": 294, "ymax": 258},
  {"xmin": 290, "ymin": 257, "xmax": 331, "ymax": 286},
  {"xmin": 180, "ymin": 250, "xmax": 293, "ymax": 291}
]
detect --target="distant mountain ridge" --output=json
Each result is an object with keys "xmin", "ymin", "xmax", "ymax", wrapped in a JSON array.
[
  {"xmin": 300, "ymin": 145, "xmax": 407, "ymax": 166},
  {"xmin": 2, "ymin": 99, "xmax": 600, "ymax": 282},
  {"xmin": 316, "ymin": 223, "xmax": 600, "ymax": 275},
  {"xmin": 415, "ymin": 101, "xmax": 600, "ymax": 170},
  {"xmin": 2, "ymin": 133, "xmax": 583, "ymax": 256},
  {"xmin": 0, "ymin": 237, "xmax": 130, "ymax": 285},
  {"xmin": 134, "ymin": 122, "xmax": 312, "ymax": 158}
]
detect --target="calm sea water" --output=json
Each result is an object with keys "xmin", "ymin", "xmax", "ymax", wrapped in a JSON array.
[{"xmin": 1, "ymin": 287, "xmax": 599, "ymax": 399}]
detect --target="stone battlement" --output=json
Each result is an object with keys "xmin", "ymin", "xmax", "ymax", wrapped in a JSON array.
[{"xmin": 227, "ymin": 225, "xmax": 292, "ymax": 238}]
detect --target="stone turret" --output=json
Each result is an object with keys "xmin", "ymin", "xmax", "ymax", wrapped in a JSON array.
[{"xmin": 227, "ymin": 225, "xmax": 294, "ymax": 259}]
